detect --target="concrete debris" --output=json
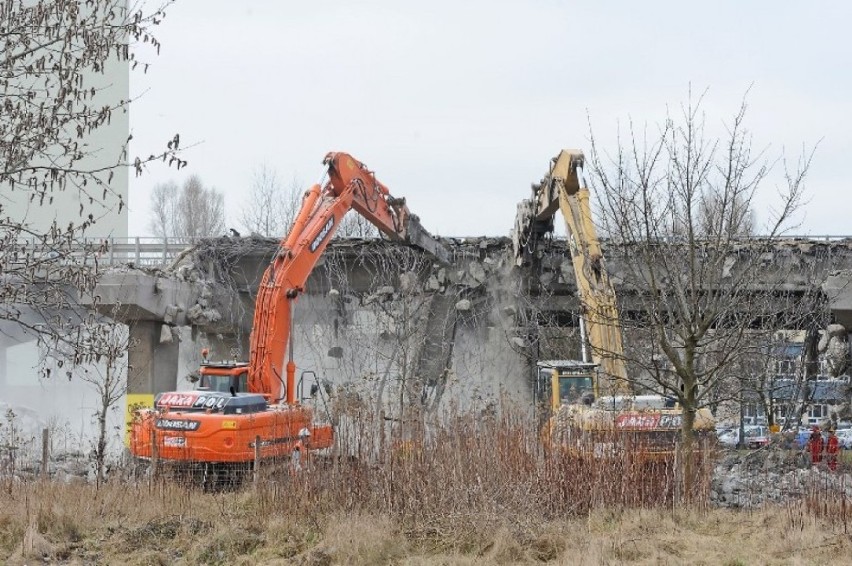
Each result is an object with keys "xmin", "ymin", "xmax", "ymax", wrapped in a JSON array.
[
  {"xmin": 365, "ymin": 286, "xmax": 395, "ymax": 305},
  {"xmin": 426, "ymin": 275, "xmax": 441, "ymax": 291},
  {"xmin": 818, "ymin": 324, "xmax": 850, "ymax": 377},
  {"xmin": 176, "ymin": 262, "xmax": 194, "ymax": 281},
  {"xmin": 827, "ymin": 323, "xmax": 847, "ymax": 338},
  {"xmin": 159, "ymin": 324, "xmax": 173, "ymax": 344},
  {"xmin": 436, "ymin": 267, "xmax": 448, "ymax": 284},
  {"xmin": 455, "ymin": 299, "xmax": 472, "ymax": 311},
  {"xmin": 468, "ymin": 262, "xmax": 487, "ymax": 284},
  {"xmin": 163, "ymin": 304, "xmax": 180, "ymax": 324},
  {"xmin": 187, "ymin": 304, "xmax": 221, "ymax": 325},
  {"xmin": 711, "ymin": 448, "xmax": 852, "ymax": 509},
  {"xmin": 328, "ymin": 288, "xmax": 340, "ymax": 297},
  {"xmin": 510, "ymin": 337, "xmax": 527, "ymax": 349},
  {"xmin": 399, "ymin": 271, "xmax": 417, "ymax": 293},
  {"xmin": 722, "ymin": 255, "xmax": 736, "ymax": 278},
  {"xmin": 559, "ymin": 260, "xmax": 574, "ymax": 285}
]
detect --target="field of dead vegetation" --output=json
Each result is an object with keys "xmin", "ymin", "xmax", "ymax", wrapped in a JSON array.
[
  {"xmin": 1, "ymin": 481, "xmax": 850, "ymax": 565},
  {"xmin": 2, "ymin": 411, "xmax": 851, "ymax": 564}
]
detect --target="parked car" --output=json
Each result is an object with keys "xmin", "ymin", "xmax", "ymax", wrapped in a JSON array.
[
  {"xmin": 719, "ymin": 425, "xmax": 771, "ymax": 448},
  {"xmin": 718, "ymin": 429, "xmax": 740, "ymax": 447},
  {"xmin": 835, "ymin": 428, "xmax": 852, "ymax": 449},
  {"xmin": 715, "ymin": 426, "xmax": 734, "ymax": 439},
  {"xmin": 743, "ymin": 425, "xmax": 771, "ymax": 448}
]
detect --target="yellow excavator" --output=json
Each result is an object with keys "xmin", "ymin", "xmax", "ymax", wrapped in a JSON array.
[{"xmin": 513, "ymin": 150, "xmax": 714, "ymax": 459}]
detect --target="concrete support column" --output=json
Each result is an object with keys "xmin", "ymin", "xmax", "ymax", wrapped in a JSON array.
[{"xmin": 128, "ymin": 321, "xmax": 180, "ymax": 397}]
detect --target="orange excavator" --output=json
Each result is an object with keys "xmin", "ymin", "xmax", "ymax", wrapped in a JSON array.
[{"xmin": 130, "ymin": 152, "xmax": 448, "ymax": 478}]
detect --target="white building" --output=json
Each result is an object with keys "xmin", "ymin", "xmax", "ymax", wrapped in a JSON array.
[{"xmin": 1, "ymin": 3, "xmax": 132, "ymax": 463}]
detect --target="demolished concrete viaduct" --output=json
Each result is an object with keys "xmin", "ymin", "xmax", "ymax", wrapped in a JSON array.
[{"xmin": 88, "ymin": 236, "xmax": 852, "ymax": 414}]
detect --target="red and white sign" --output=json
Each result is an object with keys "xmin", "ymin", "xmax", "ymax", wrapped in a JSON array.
[
  {"xmin": 158, "ymin": 393, "xmax": 200, "ymax": 408},
  {"xmin": 616, "ymin": 413, "xmax": 660, "ymax": 429},
  {"xmin": 615, "ymin": 413, "xmax": 682, "ymax": 430}
]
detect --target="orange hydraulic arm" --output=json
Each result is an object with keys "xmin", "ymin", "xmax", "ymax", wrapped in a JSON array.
[{"xmin": 246, "ymin": 152, "xmax": 447, "ymax": 404}]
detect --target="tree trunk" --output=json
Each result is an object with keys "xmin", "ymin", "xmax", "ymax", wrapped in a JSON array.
[
  {"xmin": 679, "ymin": 366, "xmax": 698, "ymax": 502},
  {"xmin": 96, "ymin": 401, "xmax": 108, "ymax": 488},
  {"xmin": 95, "ymin": 367, "xmax": 111, "ymax": 488},
  {"xmin": 679, "ymin": 404, "xmax": 697, "ymax": 502}
]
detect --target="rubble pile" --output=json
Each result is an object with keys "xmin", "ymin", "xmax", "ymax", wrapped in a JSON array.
[
  {"xmin": 711, "ymin": 447, "xmax": 852, "ymax": 508},
  {"xmin": 0, "ymin": 402, "xmax": 112, "ymax": 484}
]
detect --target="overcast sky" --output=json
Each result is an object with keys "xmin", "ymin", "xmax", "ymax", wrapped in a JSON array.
[{"xmin": 127, "ymin": 0, "xmax": 851, "ymax": 238}]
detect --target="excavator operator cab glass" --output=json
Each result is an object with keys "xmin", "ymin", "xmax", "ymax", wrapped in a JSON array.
[
  {"xmin": 559, "ymin": 376, "xmax": 594, "ymax": 404},
  {"xmin": 536, "ymin": 360, "xmax": 599, "ymax": 410},
  {"xmin": 199, "ymin": 371, "xmax": 248, "ymax": 393}
]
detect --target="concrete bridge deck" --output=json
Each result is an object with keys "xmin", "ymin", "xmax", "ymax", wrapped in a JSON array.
[{"xmin": 79, "ymin": 235, "xmax": 852, "ymax": 411}]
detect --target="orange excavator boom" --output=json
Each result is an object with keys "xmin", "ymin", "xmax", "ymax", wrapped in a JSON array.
[
  {"xmin": 247, "ymin": 151, "xmax": 447, "ymax": 403},
  {"xmin": 130, "ymin": 152, "xmax": 448, "ymax": 471}
]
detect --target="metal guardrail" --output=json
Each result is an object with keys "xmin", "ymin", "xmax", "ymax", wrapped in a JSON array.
[
  {"xmin": 15, "ymin": 234, "xmax": 852, "ymax": 269},
  {"xmin": 14, "ymin": 237, "xmax": 196, "ymax": 268}
]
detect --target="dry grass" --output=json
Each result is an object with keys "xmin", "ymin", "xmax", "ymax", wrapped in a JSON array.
[
  {"xmin": 1, "ymin": 410, "xmax": 850, "ymax": 564},
  {"xmin": 0, "ymin": 483, "xmax": 849, "ymax": 565}
]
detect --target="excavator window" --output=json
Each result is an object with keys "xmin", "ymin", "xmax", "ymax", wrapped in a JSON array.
[
  {"xmin": 559, "ymin": 376, "xmax": 593, "ymax": 404},
  {"xmin": 200, "ymin": 372, "xmax": 248, "ymax": 393}
]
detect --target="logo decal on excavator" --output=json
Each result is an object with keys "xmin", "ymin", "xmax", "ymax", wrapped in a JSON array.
[
  {"xmin": 615, "ymin": 413, "xmax": 682, "ymax": 430},
  {"xmin": 157, "ymin": 393, "xmax": 227, "ymax": 411},
  {"xmin": 310, "ymin": 217, "xmax": 335, "ymax": 252},
  {"xmin": 156, "ymin": 418, "xmax": 201, "ymax": 431}
]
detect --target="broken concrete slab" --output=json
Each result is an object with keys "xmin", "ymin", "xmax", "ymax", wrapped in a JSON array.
[{"xmin": 83, "ymin": 269, "xmax": 201, "ymax": 326}]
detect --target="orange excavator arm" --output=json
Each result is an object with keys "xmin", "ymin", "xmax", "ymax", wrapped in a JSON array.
[{"xmin": 247, "ymin": 152, "xmax": 448, "ymax": 403}]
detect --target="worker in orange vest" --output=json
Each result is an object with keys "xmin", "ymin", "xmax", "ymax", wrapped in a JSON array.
[
  {"xmin": 807, "ymin": 425, "xmax": 824, "ymax": 466},
  {"xmin": 825, "ymin": 427, "xmax": 840, "ymax": 471}
]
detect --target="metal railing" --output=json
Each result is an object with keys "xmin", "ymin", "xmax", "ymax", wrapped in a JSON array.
[
  {"xmin": 14, "ymin": 237, "xmax": 196, "ymax": 268},
  {"xmin": 14, "ymin": 234, "xmax": 852, "ymax": 269}
]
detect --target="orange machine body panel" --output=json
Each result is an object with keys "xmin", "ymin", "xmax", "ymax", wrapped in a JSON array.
[{"xmin": 130, "ymin": 391, "xmax": 332, "ymax": 463}]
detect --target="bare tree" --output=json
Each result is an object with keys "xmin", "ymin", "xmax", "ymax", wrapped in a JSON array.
[
  {"xmin": 336, "ymin": 211, "xmax": 380, "ymax": 239},
  {"xmin": 84, "ymin": 321, "xmax": 131, "ymax": 487},
  {"xmin": 149, "ymin": 180, "xmax": 178, "ymax": 240},
  {"xmin": 587, "ymin": 91, "xmax": 814, "ymax": 488},
  {"xmin": 40, "ymin": 310, "xmax": 134, "ymax": 486},
  {"xmin": 0, "ymin": 0, "xmax": 182, "ymax": 358},
  {"xmin": 149, "ymin": 175, "xmax": 225, "ymax": 242},
  {"xmin": 239, "ymin": 166, "xmax": 302, "ymax": 237}
]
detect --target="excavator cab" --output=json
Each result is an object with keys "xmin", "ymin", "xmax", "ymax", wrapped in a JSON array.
[
  {"xmin": 194, "ymin": 348, "xmax": 250, "ymax": 394},
  {"xmin": 198, "ymin": 370, "xmax": 248, "ymax": 394},
  {"xmin": 535, "ymin": 360, "xmax": 599, "ymax": 415}
]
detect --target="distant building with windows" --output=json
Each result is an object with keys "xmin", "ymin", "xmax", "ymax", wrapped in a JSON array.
[{"xmin": 742, "ymin": 377, "xmax": 850, "ymax": 426}]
